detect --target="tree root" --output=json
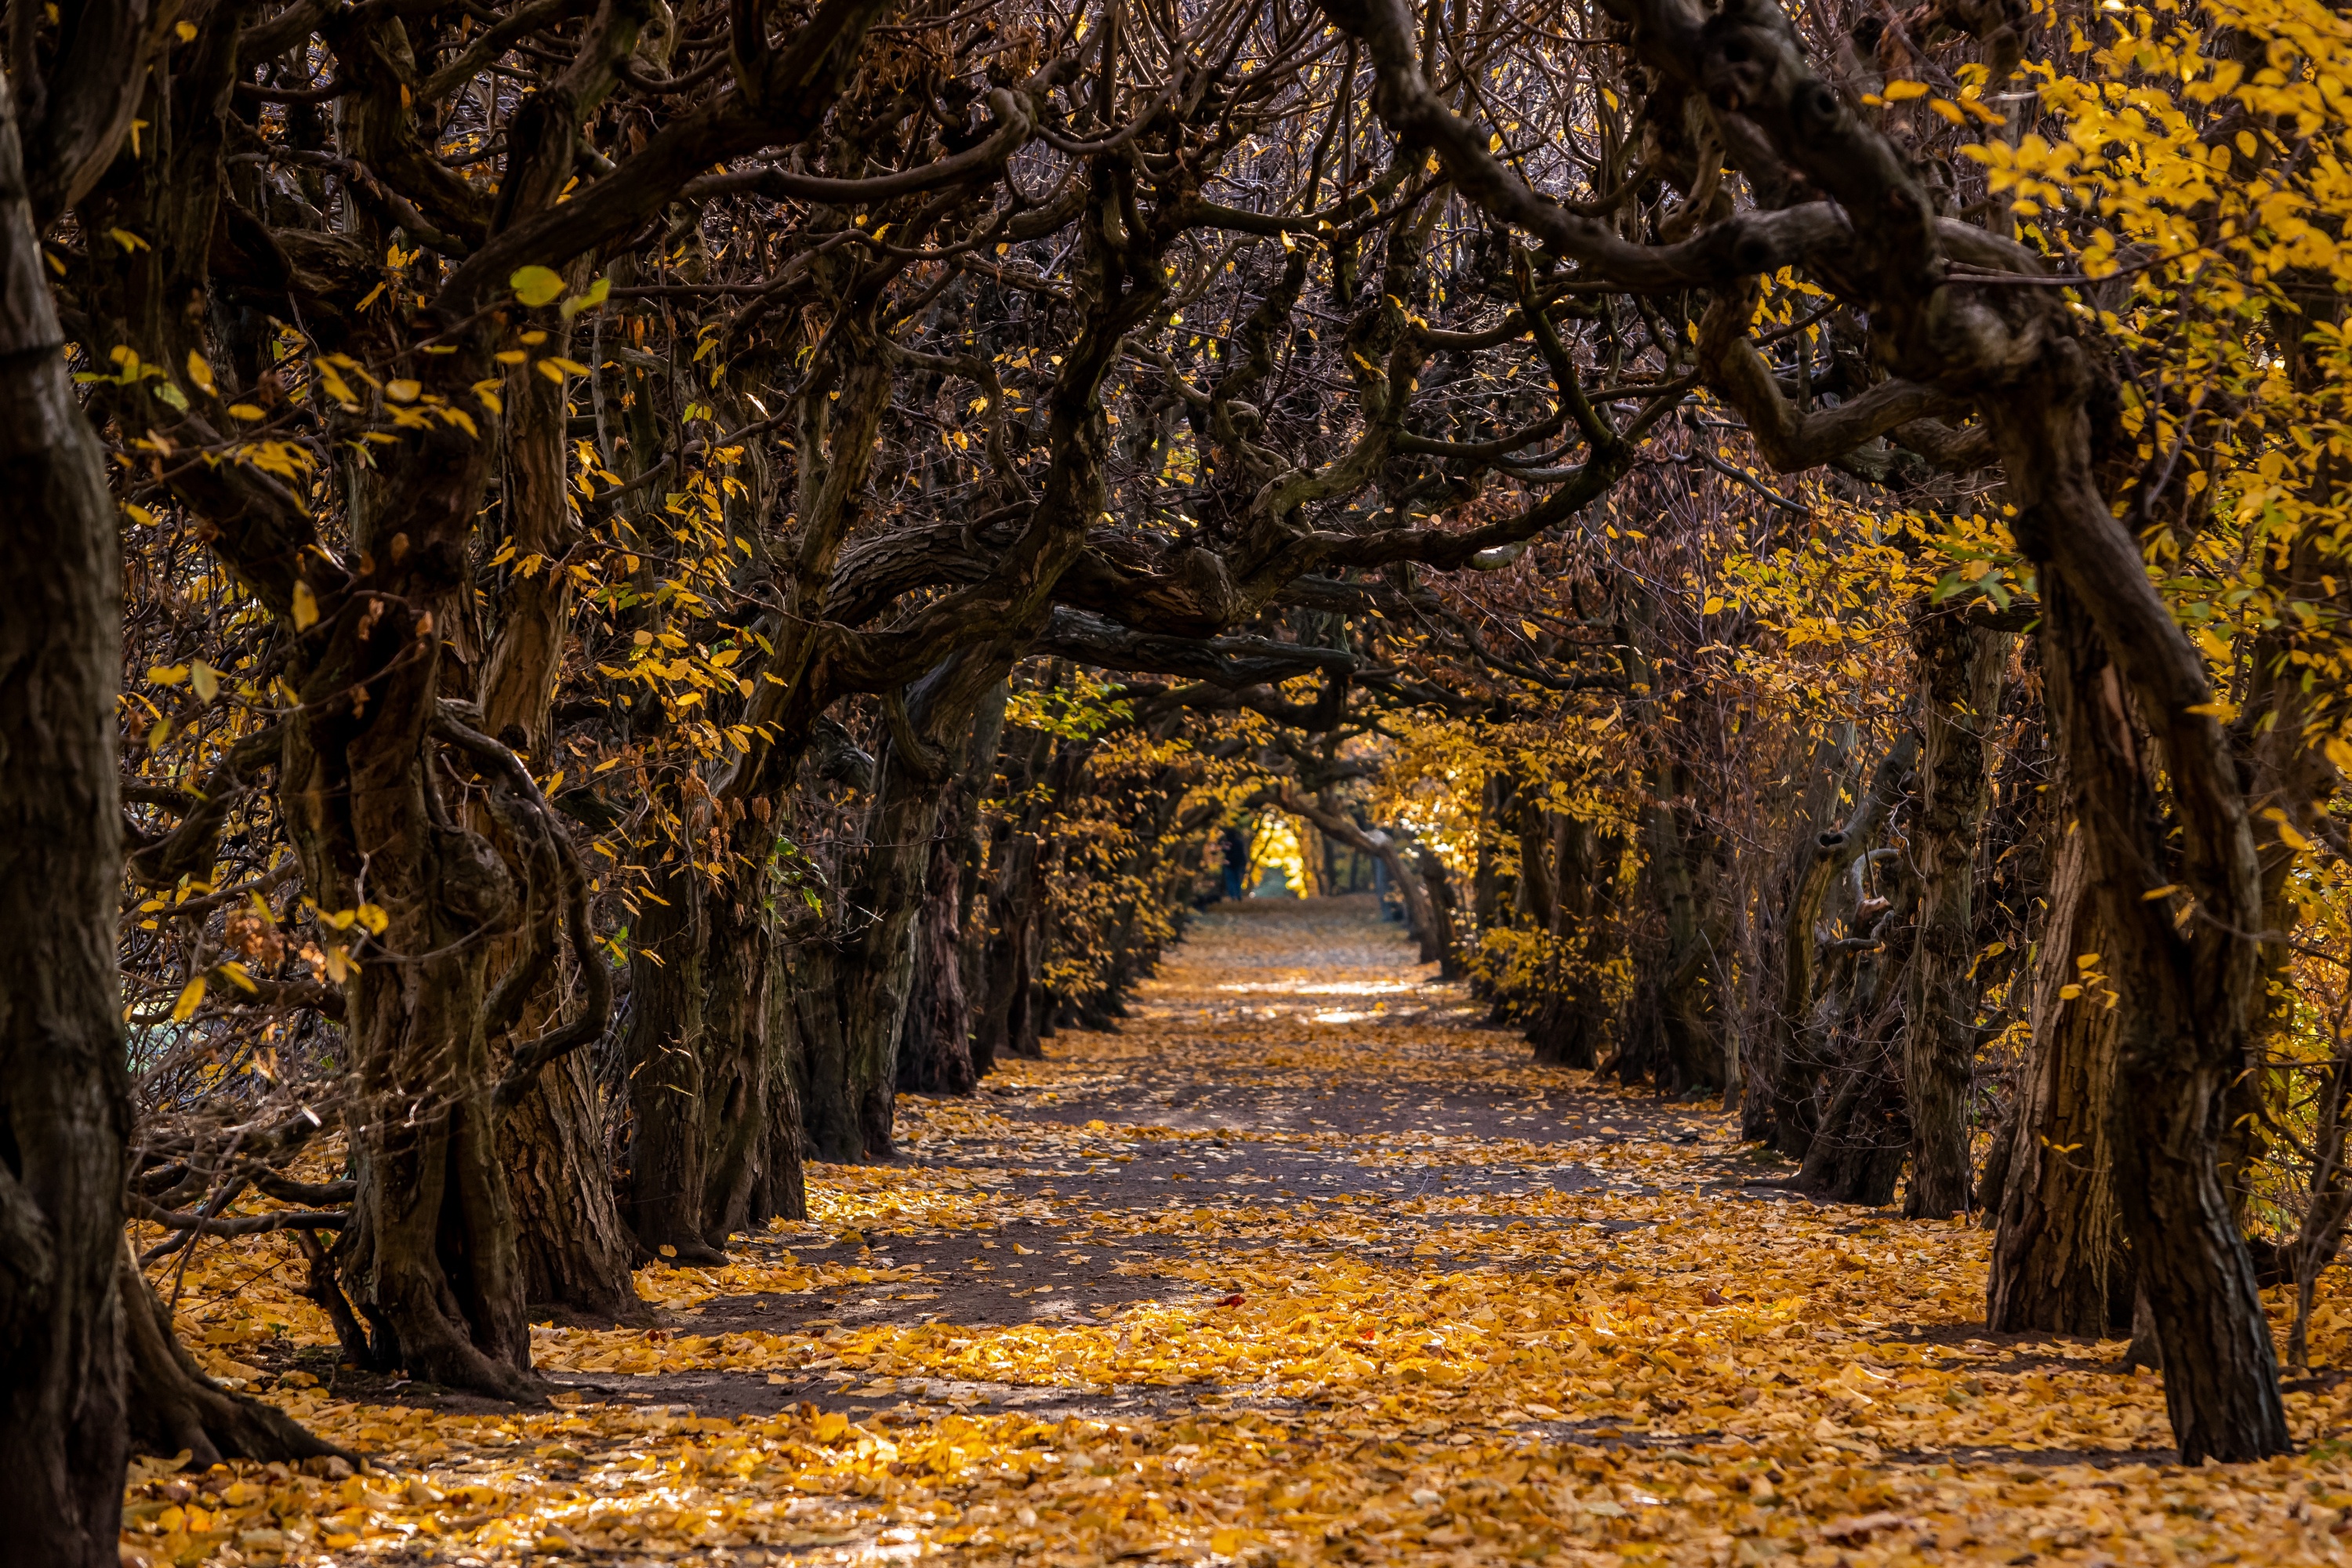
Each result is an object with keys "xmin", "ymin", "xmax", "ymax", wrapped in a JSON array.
[{"xmin": 122, "ymin": 1248, "xmax": 355, "ymax": 1467}]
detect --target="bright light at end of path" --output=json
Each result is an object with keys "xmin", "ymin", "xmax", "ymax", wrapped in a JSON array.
[{"xmin": 1213, "ymin": 980, "xmax": 1415, "ymax": 996}]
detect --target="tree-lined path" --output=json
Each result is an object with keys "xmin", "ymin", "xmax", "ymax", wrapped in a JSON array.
[{"xmin": 124, "ymin": 898, "xmax": 2352, "ymax": 1565}]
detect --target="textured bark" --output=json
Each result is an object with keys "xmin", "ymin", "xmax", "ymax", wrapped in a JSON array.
[
  {"xmin": 807, "ymin": 655, "xmax": 1007, "ymax": 1159},
  {"xmin": 1377, "ymin": 833, "xmax": 1441, "ymax": 964},
  {"xmin": 784, "ymin": 939, "xmax": 869, "ymax": 1162},
  {"xmin": 1619, "ymin": 797, "xmax": 1726, "ymax": 1093},
  {"xmin": 1792, "ymin": 1033, "xmax": 1911, "ymax": 1207},
  {"xmin": 975, "ymin": 728, "xmax": 1058, "ymax": 1067},
  {"xmin": 900, "ymin": 823, "xmax": 980, "ymax": 1094},
  {"xmin": 1417, "ymin": 847, "xmax": 1463, "ymax": 981},
  {"xmin": 900, "ymin": 685, "xmax": 1005, "ymax": 1094},
  {"xmin": 1987, "ymin": 824, "xmax": 2125, "ymax": 1337},
  {"xmin": 479, "ymin": 345, "xmax": 638, "ymax": 1318},
  {"xmin": 752, "ymin": 943, "xmax": 811, "ymax": 1226},
  {"xmin": 699, "ymin": 878, "xmax": 810, "ymax": 1243},
  {"xmin": 1762, "ymin": 733, "xmax": 1918, "ymax": 1161},
  {"xmin": 975, "ymin": 839, "xmax": 1045, "ymax": 1068},
  {"xmin": 1527, "ymin": 815, "xmax": 1602, "ymax": 1069},
  {"xmin": 2042, "ymin": 577, "xmax": 2285, "ymax": 1461},
  {"xmin": 0, "ymin": 73, "xmax": 134, "ymax": 1551},
  {"xmin": 1742, "ymin": 730, "xmax": 1859, "ymax": 1144},
  {"xmin": 1902, "ymin": 606, "xmax": 2005, "ymax": 1218},
  {"xmin": 622, "ymin": 873, "xmax": 720, "ymax": 1261},
  {"xmin": 504, "ymin": 1051, "xmax": 642, "ymax": 1321}
]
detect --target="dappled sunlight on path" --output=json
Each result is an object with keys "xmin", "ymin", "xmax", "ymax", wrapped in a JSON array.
[{"xmin": 129, "ymin": 898, "xmax": 2352, "ymax": 1565}]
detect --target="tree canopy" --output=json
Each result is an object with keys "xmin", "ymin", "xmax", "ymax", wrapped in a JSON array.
[{"xmin": 2, "ymin": 0, "xmax": 2351, "ymax": 1552}]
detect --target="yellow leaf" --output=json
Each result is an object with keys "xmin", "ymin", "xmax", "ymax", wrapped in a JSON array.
[
  {"xmin": 292, "ymin": 579, "xmax": 319, "ymax": 631},
  {"xmin": 172, "ymin": 978, "xmax": 205, "ymax": 1022},
  {"xmin": 384, "ymin": 379, "xmax": 421, "ymax": 404},
  {"xmin": 1882, "ymin": 80, "xmax": 1931, "ymax": 101},
  {"xmin": 190, "ymin": 662, "xmax": 218, "ymax": 703},
  {"xmin": 559, "ymin": 277, "xmax": 612, "ymax": 320},
  {"xmin": 184, "ymin": 350, "xmax": 216, "ymax": 395},
  {"xmin": 510, "ymin": 265, "xmax": 567, "ymax": 307}
]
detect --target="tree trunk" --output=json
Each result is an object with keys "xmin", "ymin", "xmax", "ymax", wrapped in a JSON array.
[
  {"xmin": 899, "ymin": 684, "xmax": 1004, "ymax": 1093},
  {"xmin": 975, "ymin": 836, "xmax": 1044, "ymax": 1068},
  {"xmin": 1374, "ymin": 833, "xmax": 1441, "ymax": 964},
  {"xmin": 477, "ymin": 367, "xmax": 641, "ymax": 1313},
  {"xmin": 1417, "ymin": 847, "xmax": 1464, "ymax": 981},
  {"xmin": 753, "ymin": 942, "xmax": 811, "ymax": 1223},
  {"xmin": 1902, "ymin": 604, "xmax": 2005, "ymax": 1218},
  {"xmin": 699, "ymin": 884, "xmax": 779, "ymax": 1247},
  {"xmin": 335, "ymin": 910, "xmax": 535, "ymax": 1396},
  {"xmin": 503, "ymin": 1050, "xmax": 642, "ymax": 1321},
  {"xmin": 2041, "ymin": 575, "xmax": 2285, "ymax": 1461},
  {"xmin": 0, "ymin": 86, "xmax": 134, "ymax": 1551},
  {"xmin": 1987, "ymin": 822, "xmax": 2125, "ymax": 1335},
  {"xmin": 622, "ymin": 873, "xmax": 720, "ymax": 1261},
  {"xmin": 1528, "ymin": 815, "xmax": 1600, "ymax": 1069},
  {"xmin": 900, "ymin": 822, "xmax": 979, "ymax": 1094},
  {"xmin": 1762, "ymin": 733, "xmax": 1918, "ymax": 1160},
  {"xmin": 1622, "ymin": 797, "xmax": 1726, "ymax": 1093}
]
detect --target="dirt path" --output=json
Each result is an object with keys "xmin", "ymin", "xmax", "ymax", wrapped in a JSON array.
[
  {"xmin": 151, "ymin": 896, "xmax": 2352, "ymax": 1566},
  {"xmin": 569, "ymin": 895, "xmax": 1761, "ymax": 1425}
]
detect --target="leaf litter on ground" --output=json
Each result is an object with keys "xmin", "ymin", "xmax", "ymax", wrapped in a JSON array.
[{"xmin": 125, "ymin": 898, "xmax": 2352, "ymax": 1566}]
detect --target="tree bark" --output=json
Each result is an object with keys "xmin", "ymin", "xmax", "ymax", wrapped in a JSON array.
[
  {"xmin": 477, "ymin": 344, "xmax": 641, "ymax": 1317},
  {"xmin": 900, "ymin": 821, "xmax": 980, "ymax": 1094},
  {"xmin": 899, "ymin": 683, "xmax": 1005, "ymax": 1093},
  {"xmin": 1762, "ymin": 732, "xmax": 1918, "ymax": 1161},
  {"xmin": 699, "ymin": 891, "xmax": 770, "ymax": 1245},
  {"xmin": 2041, "ymin": 574, "xmax": 2285, "ymax": 1461},
  {"xmin": 1526, "ymin": 815, "xmax": 1599, "ymax": 1069},
  {"xmin": 1902, "ymin": 604, "xmax": 2005, "ymax": 1218},
  {"xmin": 503, "ymin": 1050, "xmax": 642, "ymax": 1319},
  {"xmin": 622, "ymin": 873, "xmax": 720, "ymax": 1261},
  {"xmin": 0, "ymin": 77, "xmax": 134, "ymax": 1552},
  {"xmin": 1987, "ymin": 822, "xmax": 2125, "ymax": 1336},
  {"xmin": 1417, "ymin": 846, "xmax": 1464, "ymax": 981}
]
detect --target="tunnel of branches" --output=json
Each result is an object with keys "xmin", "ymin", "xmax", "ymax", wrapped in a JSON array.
[{"xmin": 2, "ymin": 0, "xmax": 2350, "ymax": 1548}]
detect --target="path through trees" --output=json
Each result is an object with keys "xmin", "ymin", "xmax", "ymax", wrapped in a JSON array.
[{"xmin": 123, "ymin": 897, "xmax": 2352, "ymax": 1563}]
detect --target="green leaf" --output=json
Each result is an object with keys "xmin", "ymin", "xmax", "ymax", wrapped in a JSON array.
[{"xmin": 510, "ymin": 266, "xmax": 566, "ymax": 307}]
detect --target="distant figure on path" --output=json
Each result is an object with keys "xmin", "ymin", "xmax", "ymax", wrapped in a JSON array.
[{"xmin": 1221, "ymin": 826, "xmax": 1248, "ymax": 902}]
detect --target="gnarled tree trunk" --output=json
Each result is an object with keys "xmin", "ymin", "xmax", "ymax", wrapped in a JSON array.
[
  {"xmin": 2040, "ymin": 573, "xmax": 2285, "ymax": 1461},
  {"xmin": 1902, "ymin": 605, "xmax": 2005, "ymax": 1218},
  {"xmin": 0, "ymin": 90, "xmax": 135, "ymax": 1552},
  {"xmin": 1987, "ymin": 822, "xmax": 2125, "ymax": 1336}
]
